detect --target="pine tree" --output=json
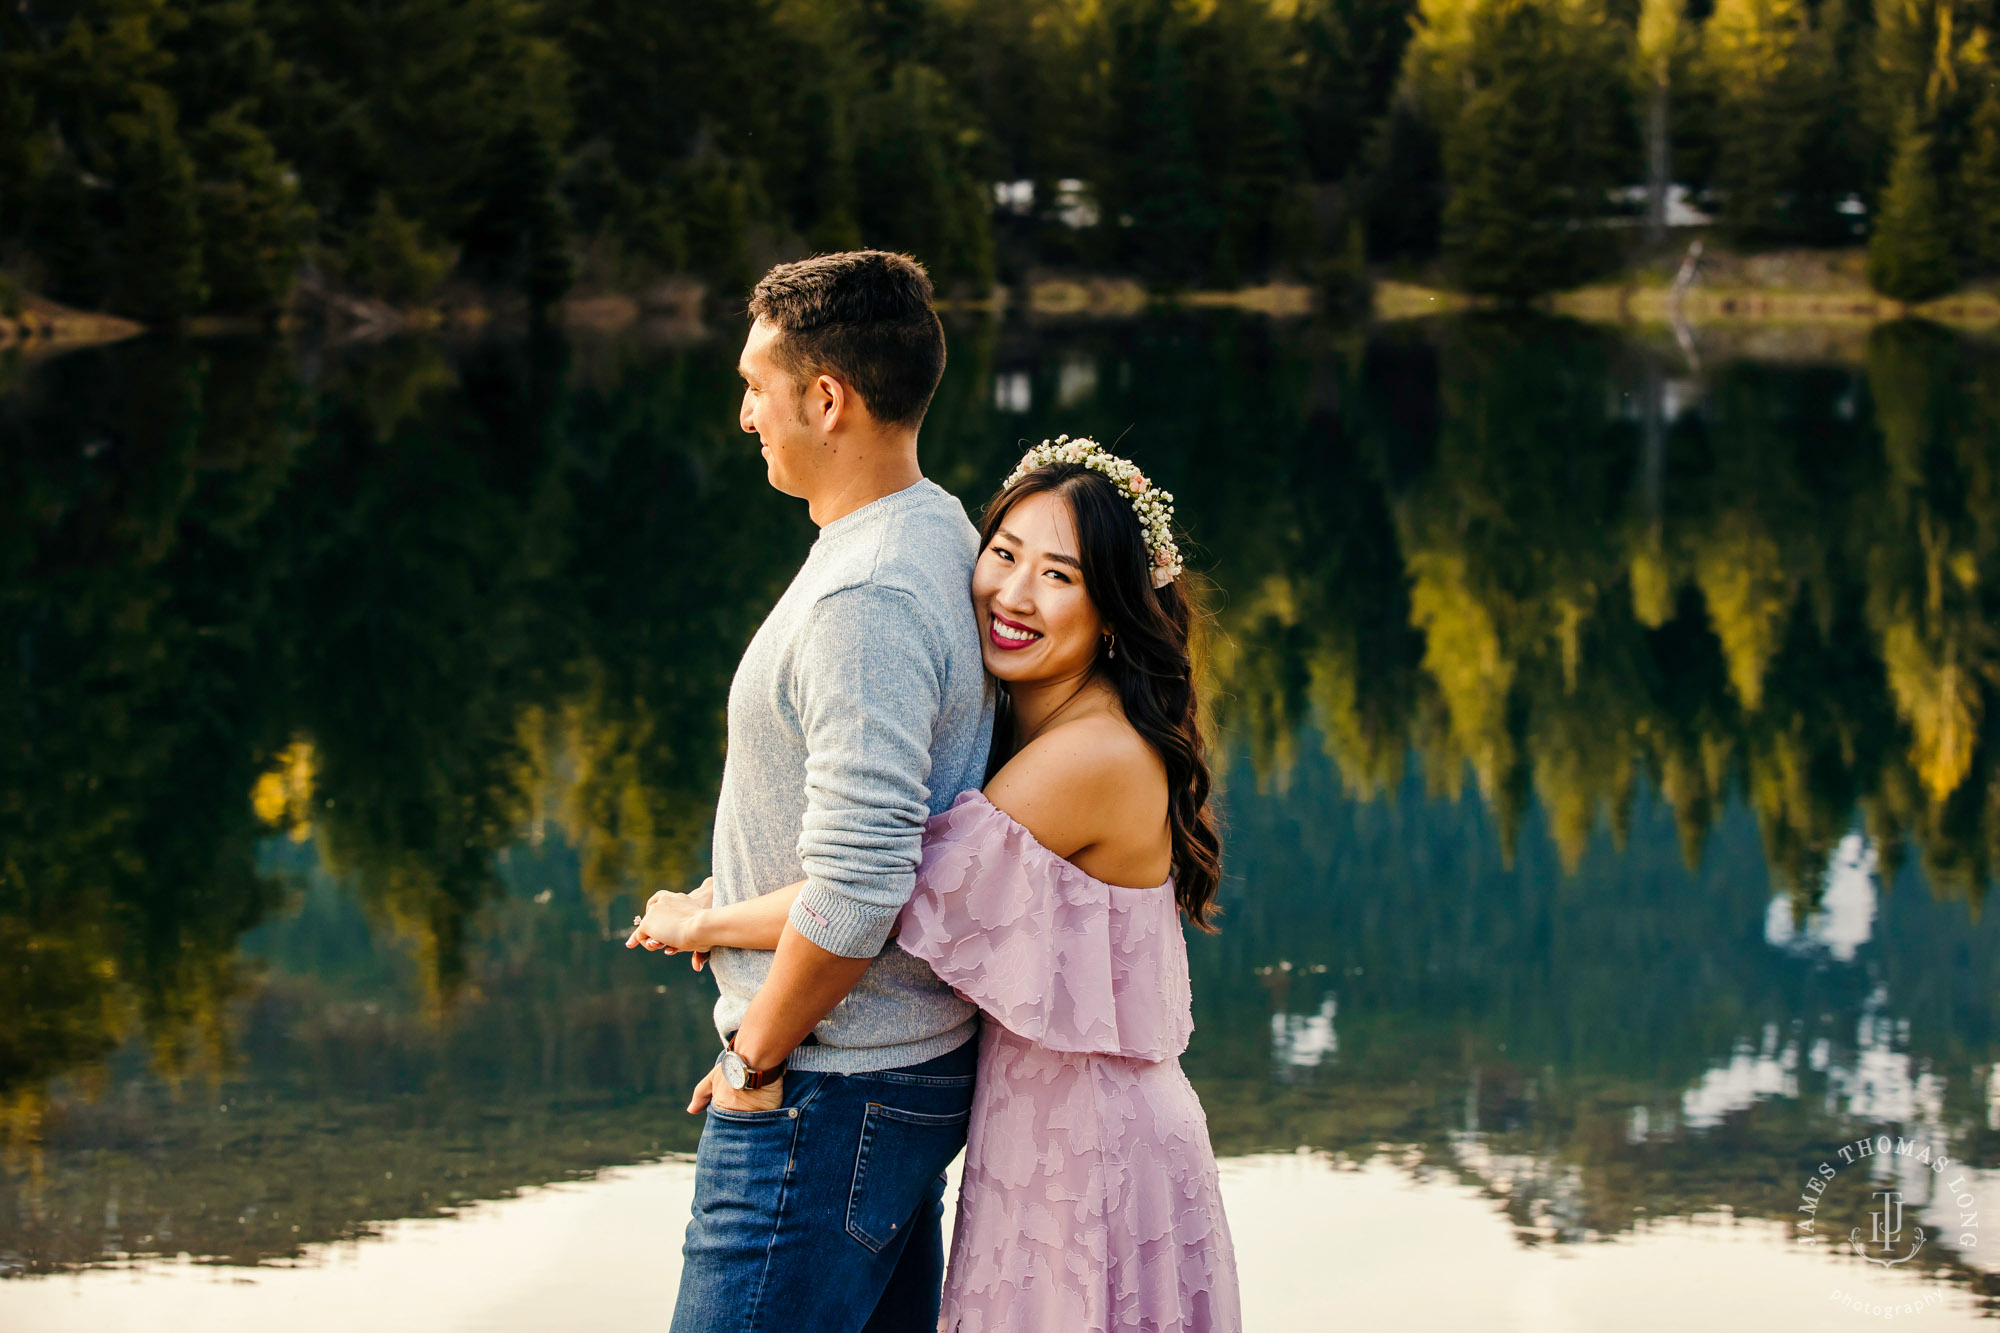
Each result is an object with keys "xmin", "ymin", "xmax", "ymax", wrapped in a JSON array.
[
  {"xmin": 1960, "ymin": 85, "xmax": 2000, "ymax": 274},
  {"xmin": 1359, "ymin": 94, "xmax": 1444, "ymax": 262},
  {"xmin": 676, "ymin": 146, "xmax": 759, "ymax": 297},
  {"xmin": 193, "ymin": 109, "xmax": 305, "ymax": 313},
  {"xmin": 854, "ymin": 63, "xmax": 995, "ymax": 293},
  {"xmin": 1868, "ymin": 116, "xmax": 1958, "ymax": 301},
  {"xmin": 1701, "ymin": 0, "xmax": 1839, "ymax": 245},
  {"xmin": 1104, "ymin": 0, "xmax": 1216, "ymax": 287},
  {"xmin": 1441, "ymin": 2, "xmax": 1554, "ymax": 299},
  {"xmin": 109, "ymin": 91, "xmax": 208, "ymax": 321},
  {"xmin": 345, "ymin": 192, "xmax": 455, "ymax": 306},
  {"xmin": 0, "ymin": 52, "xmax": 49, "ymax": 242},
  {"xmin": 1293, "ymin": 0, "xmax": 1420, "ymax": 185},
  {"xmin": 460, "ymin": 116, "xmax": 574, "ymax": 312},
  {"xmin": 1436, "ymin": 0, "xmax": 1620, "ymax": 299},
  {"xmin": 1213, "ymin": 53, "xmax": 1302, "ymax": 282},
  {"xmin": 805, "ymin": 86, "xmax": 863, "ymax": 255}
]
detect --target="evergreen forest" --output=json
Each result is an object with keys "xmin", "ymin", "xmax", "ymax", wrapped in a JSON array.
[{"xmin": 9, "ymin": 0, "xmax": 2000, "ymax": 321}]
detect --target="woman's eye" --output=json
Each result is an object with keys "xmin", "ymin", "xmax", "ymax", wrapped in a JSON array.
[
  {"xmin": 990, "ymin": 547, "xmax": 1013, "ymax": 561},
  {"xmin": 1044, "ymin": 569, "xmax": 1071, "ymax": 583}
]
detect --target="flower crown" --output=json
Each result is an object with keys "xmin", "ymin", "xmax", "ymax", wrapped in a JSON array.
[{"xmin": 1002, "ymin": 435, "xmax": 1183, "ymax": 588}]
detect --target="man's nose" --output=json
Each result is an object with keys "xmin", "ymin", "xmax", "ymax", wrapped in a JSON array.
[{"xmin": 739, "ymin": 393, "xmax": 756, "ymax": 434}]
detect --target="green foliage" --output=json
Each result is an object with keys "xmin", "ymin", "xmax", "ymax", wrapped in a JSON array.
[
  {"xmin": 1315, "ymin": 216, "xmax": 1375, "ymax": 315},
  {"xmin": 1960, "ymin": 87, "xmax": 2000, "ymax": 272},
  {"xmin": 1103, "ymin": 0, "xmax": 1217, "ymax": 287},
  {"xmin": 192, "ymin": 109, "xmax": 307, "ymax": 314},
  {"xmin": 343, "ymin": 194, "xmax": 456, "ymax": 306},
  {"xmin": 1868, "ymin": 118, "xmax": 1958, "ymax": 301},
  {"xmin": 24, "ymin": 0, "xmax": 2000, "ymax": 314},
  {"xmin": 854, "ymin": 64, "xmax": 994, "ymax": 292},
  {"xmin": 109, "ymin": 91, "xmax": 209, "ymax": 321},
  {"xmin": 1295, "ymin": 0, "xmax": 1421, "ymax": 185},
  {"xmin": 674, "ymin": 148, "xmax": 762, "ymax": 300},
  {"xmin": 1433, "ymin": 0, "xmax": 1623, "ymax": 299},
  {"xmin": 460, "ymin": 117, "xmax": 574, "ymax": 312},
  {"xmin": 1699, "ymin": 0, "xmax": 1842, "ymax": 246}
]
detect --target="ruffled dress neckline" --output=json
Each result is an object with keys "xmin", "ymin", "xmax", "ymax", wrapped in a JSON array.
[
  {"xmin": 946, "ymin": 788, "xmax": 1173, "ymax": 893},
  {"xmin": 896, "ymin": 787, "xmax": 1194, "ymax": 1063}
]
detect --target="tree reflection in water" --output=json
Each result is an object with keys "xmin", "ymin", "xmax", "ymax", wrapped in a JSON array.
[{"xmin": 1, "ymin": 316, "xmax": 1997, "ymax": 1309}]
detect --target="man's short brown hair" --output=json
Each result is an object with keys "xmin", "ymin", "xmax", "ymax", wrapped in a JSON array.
[{"xmin": 747, "ymin": 251, "xmax": 946, "ymax": 430}]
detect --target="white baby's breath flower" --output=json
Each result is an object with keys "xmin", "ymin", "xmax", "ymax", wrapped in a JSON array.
[{"xmin": 1002, "ymin": 436, "xmax": 1184, "ymax": 589}]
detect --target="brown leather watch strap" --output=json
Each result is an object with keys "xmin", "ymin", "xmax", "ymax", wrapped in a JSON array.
[{"xmin": 726, "ymin": 1034, "xmax": 788, "ymax": 1090}]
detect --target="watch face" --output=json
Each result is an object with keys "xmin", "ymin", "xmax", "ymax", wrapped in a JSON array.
[{"xmin": 720, "ymin": 1049, "xmax": 749, "ymax": 1090}]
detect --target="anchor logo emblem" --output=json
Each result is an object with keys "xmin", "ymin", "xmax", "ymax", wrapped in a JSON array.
[{"xmin": 1850, "ymin": 1189, "xmax": 1927, "ymax": 1267}]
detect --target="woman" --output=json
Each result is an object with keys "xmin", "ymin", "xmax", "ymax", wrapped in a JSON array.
[{"xmin": 635, "ymin": 437, "xmax": 1241, "ymax": 1332}]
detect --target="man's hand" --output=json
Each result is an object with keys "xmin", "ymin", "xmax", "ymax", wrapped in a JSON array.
[{"xmin": 688, "ymin": 1066, "xmax": 784, "ymax": 1115}]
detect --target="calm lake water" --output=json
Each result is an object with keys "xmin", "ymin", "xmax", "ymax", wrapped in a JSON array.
[{"xmin": 5, "ymin": 313, "xmax": 2000, "ymax": 1329}]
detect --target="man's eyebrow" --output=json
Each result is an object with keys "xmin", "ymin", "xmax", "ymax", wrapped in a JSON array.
[{"xmin": 994, "ymin": 527, "xmax": 1080, "ymax": 570}]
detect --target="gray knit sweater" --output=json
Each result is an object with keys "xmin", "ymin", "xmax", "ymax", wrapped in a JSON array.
[{"xmin": 705, "ymin": 478, "xmax": 995, "ymax": 1073}]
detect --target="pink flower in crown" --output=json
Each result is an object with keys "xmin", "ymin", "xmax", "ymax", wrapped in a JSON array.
[
  {"xmin": 1154, "ymin": 548, "xmax": 1172, "ymax": 567},
  {"xmin": 1131, "ymin": 474, "xmax": 1149, "ymax": 493}
]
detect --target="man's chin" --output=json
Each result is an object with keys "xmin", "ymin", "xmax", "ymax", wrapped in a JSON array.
[{"xmin": 764, "ymin": 464, "xmax": 806, "ymax": 499}]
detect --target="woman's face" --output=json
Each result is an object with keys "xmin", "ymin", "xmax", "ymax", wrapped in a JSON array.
[{"xmin": 972, "ymin": 490, "xmax": 1105, "ymax": 685}]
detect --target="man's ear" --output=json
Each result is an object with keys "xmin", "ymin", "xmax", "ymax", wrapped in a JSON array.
[{"xmin": 815, "ymin": 372, "xmax": 853, "ymax": 434}]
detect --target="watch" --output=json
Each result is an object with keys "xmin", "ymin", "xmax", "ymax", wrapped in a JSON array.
[{"xmin": 717, "ymin": 1035, "xmax": 787, "ymax": 1092}]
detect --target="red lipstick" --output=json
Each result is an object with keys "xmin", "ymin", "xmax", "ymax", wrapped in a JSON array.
[{"xmin": 988, "ymin": 612, "xmax": 1043, "ymax": 651}]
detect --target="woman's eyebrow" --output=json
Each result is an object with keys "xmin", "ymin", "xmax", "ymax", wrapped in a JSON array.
[{"xmin": 995, "ymin": 527, "xmax": 1080, "ymax": 570}]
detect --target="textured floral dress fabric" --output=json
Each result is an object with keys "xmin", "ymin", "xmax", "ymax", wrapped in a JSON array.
[{"xmin": 896, "ymin": 790, "xmax": 1241, "ymax": 1333}]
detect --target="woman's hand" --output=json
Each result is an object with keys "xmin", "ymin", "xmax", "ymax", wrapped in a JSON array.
[
  {"xmin": 626, "ymin": 878, "xmax": 715, "ymax": 954},
  {"xmin": 687, "ymin": 1066, "xmax": 784, "ymax": 1115}
]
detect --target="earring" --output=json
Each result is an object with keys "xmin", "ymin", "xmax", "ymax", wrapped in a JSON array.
[{"xmin": 1103, "ymin": 634, "xmax": 1116, "ymax": 660}]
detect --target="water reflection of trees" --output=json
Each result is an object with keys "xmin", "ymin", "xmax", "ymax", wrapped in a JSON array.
[
  {"xmin": 1191, "ymin": 735, "xmax": 2000, "ymax": 1300},
  {"xmin": 0, "ymin": 331, "xmax": 821, "ymax": 1177},
  {"xmin": 6, "ymin": 314, "xmax": 2000, "ymax": 1283},
  {"xmin": 1199, "ymin": 316, "xmax": 2000, "ymax": 919}
]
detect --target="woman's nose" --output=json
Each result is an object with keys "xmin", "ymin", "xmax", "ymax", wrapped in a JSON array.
[{"xmin": 995, "ymin": 565, "xmax": 1036, "ymax": 611}]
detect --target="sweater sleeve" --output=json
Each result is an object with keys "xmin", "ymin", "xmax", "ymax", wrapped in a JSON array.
[{"xmin": 786, "ymin": 582, "xmax": 945, "ymax": 958}]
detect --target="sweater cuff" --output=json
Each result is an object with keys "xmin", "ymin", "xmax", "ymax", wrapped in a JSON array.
[{"xmin": 790, "ymin": 882, "xmax": 898, "ymax": 959}]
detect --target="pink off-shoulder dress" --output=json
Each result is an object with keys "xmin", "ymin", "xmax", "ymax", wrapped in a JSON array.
[{"xmin": 895, "ymin": 790, "xmax": 1241, "ymax": 1333}]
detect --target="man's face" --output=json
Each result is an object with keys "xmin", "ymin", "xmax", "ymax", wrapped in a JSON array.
[{"xmin": 738, "ymin": 318, "xmax": 818, "ymax": 497}]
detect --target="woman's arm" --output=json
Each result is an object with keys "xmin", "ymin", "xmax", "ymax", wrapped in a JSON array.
[{"xmin": 630, "ymin": 878, "xmax": 805, "ymax": 954}]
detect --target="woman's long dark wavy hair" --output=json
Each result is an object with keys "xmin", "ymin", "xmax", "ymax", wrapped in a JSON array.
[{"xmin": 978, "ymin": 463, "xmax": 1224, "ymax": 930}]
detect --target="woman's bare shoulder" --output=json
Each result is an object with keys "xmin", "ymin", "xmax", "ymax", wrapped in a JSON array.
[{"xmin": 984, "ymin": 714, "xmax": 1166, "ymax": 858}]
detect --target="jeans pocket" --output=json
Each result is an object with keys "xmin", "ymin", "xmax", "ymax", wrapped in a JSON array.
[
  {"xmin": 844, "ymin": 1102, "xmax": 971, "ymax": 1253},
  {"xmin": 706, "ymin": 1104, "xmax": 796, "ymax": 1125}
]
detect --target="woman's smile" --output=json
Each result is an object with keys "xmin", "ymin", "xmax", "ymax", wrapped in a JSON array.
[{"xmin": 988, "ymin": 611, "xmax": 1044, "ymax": 650}]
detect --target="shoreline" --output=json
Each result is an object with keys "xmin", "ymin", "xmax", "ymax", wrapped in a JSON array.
[
  {"xmin": 0, "ymin": 295, "xmax": 145, "ymax": 352},
  {"xmin": 1377, "ymin": 245, "xmax": 2000, "ymax": 332},
  {"xmin": 16, "ymin": 246, "xmax": 2000, "ymax": 356},
  {"xmin": 0, "ymin": 277, "xmax": 1325, "ymax": 354}
]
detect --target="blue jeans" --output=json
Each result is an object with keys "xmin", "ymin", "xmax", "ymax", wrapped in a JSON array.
[{"xmin": 670, "ymin": 1039, "xmax": 977, "ymax": 1333}]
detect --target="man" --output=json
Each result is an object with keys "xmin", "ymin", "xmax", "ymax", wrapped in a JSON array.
[{"xmin": 668, "ymin": 251, "xmax": 993, "ymax": 1332}]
